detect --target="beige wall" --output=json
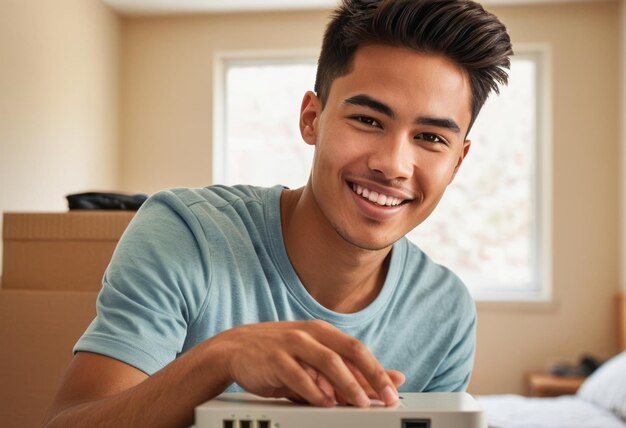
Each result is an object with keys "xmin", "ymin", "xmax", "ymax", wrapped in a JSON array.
[
  {"xmin": 118, "ymin": 10, "xmax": 328, "ymax": 192},
  {"xmin": 620, "ymin": 0, "xmax": 626, "ymax": 293},
  {"xmin": 119, "ymin": 2, "xmax": 621, "ymax": 394},
  {"xmin": 0, "ymin": 0, "xmax": 121, "ymax": 274}
]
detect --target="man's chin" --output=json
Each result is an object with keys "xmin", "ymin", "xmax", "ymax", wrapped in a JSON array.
[{"xmin": 333, "ymin": 226, "xmax": 397, "ymax": 252}]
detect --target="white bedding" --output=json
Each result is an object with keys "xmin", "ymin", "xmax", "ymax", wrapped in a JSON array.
[
  {"xmin": 477, "ymin": 350, "xmax": 626, "ymax": 428},
  {"xmin": 477, "ymin": 394, "xmax": 626, "ymax": 428}
]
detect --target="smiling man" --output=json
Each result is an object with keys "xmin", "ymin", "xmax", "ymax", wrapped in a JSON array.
[
  {"xmin": 297, "ymin": 46, "xmax": 472, "ymax": 252},
  {"xmin": 44, "ymin": 1, "xmax": 512, "ymax": 427}
]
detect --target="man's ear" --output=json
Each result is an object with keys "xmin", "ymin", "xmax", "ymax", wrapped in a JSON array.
[
  {"xmin": 299, "ymin": 91, "xmax": 321, "ymax": 146},
  {"xmin": 449, "ymin": 139, "xmax": 471, "ymax": 183}
]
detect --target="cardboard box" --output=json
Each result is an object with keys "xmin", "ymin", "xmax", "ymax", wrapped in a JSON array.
[
  {"xmin": 0, "ymin": 290, "xmax": 97, "ymax": 428},
  {"xmin": 2, "ymin": 211, "xmax": 134, "ymax": 292}
]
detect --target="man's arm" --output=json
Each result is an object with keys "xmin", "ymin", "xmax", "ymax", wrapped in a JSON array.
[
  {"xmin": 43, "ymin": 320, "xmax": 402, "ymax": 428},
  {"xmin": 43, "ymin": 344, "xmax": 230, "ymax": 428}
]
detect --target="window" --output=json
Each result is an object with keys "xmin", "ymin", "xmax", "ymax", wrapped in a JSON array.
[
  {"xmin": 409, "ymin": 51, "xmax": 551, "ymax": 301},
  {"xmin": 213, "ymin": 52, "xmax": 317, "ymax": 189},
  {"xmin": 214, "ymin": 48, "xmax": 551, "ymax": 301}
]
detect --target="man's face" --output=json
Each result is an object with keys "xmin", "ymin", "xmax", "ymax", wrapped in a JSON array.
[{"xmin": 299, "ymin": 44, "xmax": 472, "ymax": 251}]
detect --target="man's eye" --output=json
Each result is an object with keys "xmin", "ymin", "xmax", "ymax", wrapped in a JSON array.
[
  {"xmin": 415, "ymin": 133, "xmax": 447, "ymax": 144},
  {"xmin": 353, "ymin": 116, "xmax": 380, "ymax": 128}
]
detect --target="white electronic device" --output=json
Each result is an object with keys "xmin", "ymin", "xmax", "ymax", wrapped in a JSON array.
[{"xmin": 194, "ymin": 392, "xmax": 486, "ymax": 428}]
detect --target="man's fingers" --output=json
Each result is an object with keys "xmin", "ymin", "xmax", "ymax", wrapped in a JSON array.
[
  {"xmin": 349, "ymin": 365, "xmax": 405, "ymax": 393},
  {"xmin": 293, "ymin": 337, "xmax": 370, "ymax": 407},
  {"xmin": 387, "ymin": 369, "xmax": 406, "ymax": 388},
  {"xmin": 345, "ymin": 362, "xmax": 404, "ymax": 404},
  {"xmin": 304, "ymin": 321, "xmax": 399, "ymax": 406},
  {"xmin": 278, "ymin": 358, "xmax": 334, "ymax": 407},
  {"xmin": 301, "ymin": 363, "xmax": 336, "ymax": 404}
]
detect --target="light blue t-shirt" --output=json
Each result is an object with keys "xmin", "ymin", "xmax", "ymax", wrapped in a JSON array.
[{"xmin": 75, "ymin": 185, "xmax": 476, "ymax": 392}]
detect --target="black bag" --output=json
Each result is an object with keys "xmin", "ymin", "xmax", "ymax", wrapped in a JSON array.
[{"xmin": 66, "ymin": 192, "xmax": 148, "ymax": 211}]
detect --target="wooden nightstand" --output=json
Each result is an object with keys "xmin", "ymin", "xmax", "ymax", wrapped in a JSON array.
[{"xmin": 527, "ymin": 373, "xmax": 586, "ymax": 397}]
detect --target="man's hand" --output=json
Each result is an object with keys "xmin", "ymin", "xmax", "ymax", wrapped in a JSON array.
[{"xmin": 211, "ymin": 320, "xmax": 404, "ymax": 407}]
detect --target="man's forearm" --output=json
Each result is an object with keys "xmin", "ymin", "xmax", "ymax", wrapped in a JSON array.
[{"xmin": 44, "ymin": 340, "xmax": 232, "ymax": 428}]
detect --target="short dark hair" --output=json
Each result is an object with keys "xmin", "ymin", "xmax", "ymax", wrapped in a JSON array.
[{"xmin": 315, "ymin": 0, "xmax": 513, "ymax": 130}]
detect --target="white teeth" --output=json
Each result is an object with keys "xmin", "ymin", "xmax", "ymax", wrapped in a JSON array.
[{"xmin": 351, "ymin": 183, "xmax": 402, "ymax": 207}]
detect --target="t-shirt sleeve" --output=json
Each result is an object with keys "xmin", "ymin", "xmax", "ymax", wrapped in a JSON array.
[
  {"xmin": 73, "ymin": 190, "xmax": 212, "ymax": 375},
  {"xmin": 425, "ymin": 295, "xmax": 477, "ymax": 392}
]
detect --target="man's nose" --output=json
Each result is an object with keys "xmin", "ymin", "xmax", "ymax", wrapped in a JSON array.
[{"xmin": 366, "ymin": 133, "xmax": 414, "ymax": 180}]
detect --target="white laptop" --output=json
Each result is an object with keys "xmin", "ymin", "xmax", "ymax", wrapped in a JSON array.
[{"xmin": 194, "ymin": 392, "xmax": 486, "ymax": 428}]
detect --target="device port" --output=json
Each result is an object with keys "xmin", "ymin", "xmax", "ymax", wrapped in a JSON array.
[
  {"xmin": 222, "ymin": 420, "xmax": 235, "ymax": 428},
  {"xmin": 401, "ymin": 419, "xmax": 431, "ymax": 428},
  {"xmin": 239, "ymin": 420, "xmax": 252, "ymax": 428},
  {"xmin": 257, "ymin": 420, "xmax": 271, "ymax": 428}
]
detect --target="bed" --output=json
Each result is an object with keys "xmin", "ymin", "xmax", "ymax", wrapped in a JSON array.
[{"xmin": 477, "ymin": 293, "xmax": 626, "ymax": 428}]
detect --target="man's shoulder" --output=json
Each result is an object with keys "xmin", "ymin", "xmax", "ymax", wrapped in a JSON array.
[
  {"xmin": 154, "ymin": 184, "xmax": 282, "ymax": 209},
  {"xmin": 400, "ymin": 238, "xmax": 463, "ymax": 282},
  {"xmin": 396, "ymin": 238, "xmax": 474, "ymax": 309},
  {"xmin": 136, "ymin": 185, "xmax": 284, "ymax": 225},
  {"xmin": 125, "ymin": 184, "xmax": 284, "ymax": 246}
]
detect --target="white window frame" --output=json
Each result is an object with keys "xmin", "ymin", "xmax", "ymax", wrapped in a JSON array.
[
  {"xmin": 212, "ymin": 45, "xmax": 553, "ymax": 303},
  {"xmin": 212, "ymin": 49, "xmax": 318, "ymax": 187},
  {"xmin": 470, "ymin": 44, "xmax": 553, "ymax": 302}
]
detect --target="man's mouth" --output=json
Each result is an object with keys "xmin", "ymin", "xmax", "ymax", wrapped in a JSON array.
[{"xmin": 350, "ymin": 183, "xmax": 405, "ymax": 207}]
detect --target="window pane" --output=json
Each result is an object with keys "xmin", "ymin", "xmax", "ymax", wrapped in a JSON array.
[
  {"xmin": 224, "ymin": 61, "xmax": 316, "ymax": 188},
  {"xmin": 408, "ymin": 56, "xmax": 539, "ymax": 295}
]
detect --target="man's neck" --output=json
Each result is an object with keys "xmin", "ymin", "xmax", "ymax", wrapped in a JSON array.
[{"xmin": 280, "ymin": 186, "xmax": 392, "ymax": 313}]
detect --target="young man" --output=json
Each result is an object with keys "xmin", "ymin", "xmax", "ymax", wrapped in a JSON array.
[{"xmin": 44, "ymin": 0, "xmax": 512, "ymax": 426}]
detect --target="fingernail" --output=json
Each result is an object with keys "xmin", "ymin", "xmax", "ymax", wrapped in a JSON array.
[
  {"xmin": 382, "ymin": 386, "xmax": 398, "ymax": 404},
  {"xmin": 356, "ymin": 391, "xmax": 370, "ymax": 408}
]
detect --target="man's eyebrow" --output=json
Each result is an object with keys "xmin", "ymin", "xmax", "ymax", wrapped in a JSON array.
[
  {"xmin": 344, "ymin": 94, "xmax": 462, "ymax": 134},
  {"xmin": 344, "ymin": 94, "xmax": 395, "ymax": 118},
  {"xmin": 416, "ymin": 117, "xmax": 461, "ymax": 134}
]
